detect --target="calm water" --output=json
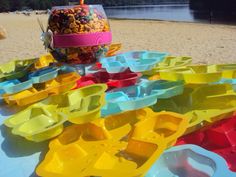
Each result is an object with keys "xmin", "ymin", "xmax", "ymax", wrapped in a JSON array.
[{"xmin": 104, "ymin": 4, "xmax": 236, "ymax": 24}]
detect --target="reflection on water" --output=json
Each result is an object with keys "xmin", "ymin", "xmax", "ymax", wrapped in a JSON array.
[
  {"xmin": 104, "ymin": 4, "xmax": 236, "ymax": 24},
  {"xmin": 105, "ymin": 4, "xmax": 195, "ymax": 22}
]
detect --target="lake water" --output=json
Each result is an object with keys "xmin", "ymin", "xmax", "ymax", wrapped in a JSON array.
[{"xmin": 104, "ymin": 4, "xmax": 236, "ymax": 24}]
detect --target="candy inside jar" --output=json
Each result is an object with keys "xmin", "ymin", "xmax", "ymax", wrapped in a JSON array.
[{"xmin": 47, "ymin": 4, "xmax": 112, "ymax": 65}]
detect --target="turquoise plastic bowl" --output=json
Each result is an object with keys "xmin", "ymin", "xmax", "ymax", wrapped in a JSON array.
[
  {"xmin": 0, "ymin": 79, "xmax": 20, "ymax": 95},
  {"xmin": 100, "ymin": 51, "xmax": 169, "ymax": 73},
  {"xmin": 145, "ymin": 144, "xmax": 236, "ymax": 177},
  {"xmin": 126, "ymin": 59, "xmax": 158, "ymax": 72},
  {"xmin": 3, "ymin": 80, "xmax": 33, "ymax": 94},
  {"xmin": 0, "ymin": 66, "xmax": 76, "ymax": 94},
  {"xmin": 29, "ymin": 67, "xmax": 59, "ymax": 83},
  {"xmin": 103, "ymin": 61, "xmax": 128, "ymax": 73},
  {"xmin": 102, "ymin": 80, "xmax": 184, "ymax": 116}
]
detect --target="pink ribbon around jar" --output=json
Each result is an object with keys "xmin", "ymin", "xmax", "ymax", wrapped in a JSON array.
[{"xmin": 53, "ymin": 32, "xmax": 112, "ymax": 48}]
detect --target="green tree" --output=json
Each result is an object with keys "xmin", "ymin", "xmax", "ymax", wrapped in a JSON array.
[
  {"xmin": 9, "ymin": 0, "xmax": 25, "ymax": 11},
  {"xmin": 27, "ymin": 0, "xmax": 39, "ymax": 9},
  {"xmin": 0, "ymin": 0, "xmax": 10, "ymax": 12}
]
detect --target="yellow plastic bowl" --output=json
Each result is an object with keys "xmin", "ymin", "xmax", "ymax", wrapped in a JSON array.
[
  {"xmin": 4, "ymin": 104, "xmax": 67, "ymax": 142},
  {"xmin": 3, "ymin": 72, "xmax": 80, "ymax": 106},
  {"xmin": 36, "ymin": 108, "xmax": 188, "ymax": 177},
  {"xmin": 159, "ymin": 65, "xmax": 223, "ymax": 84}
]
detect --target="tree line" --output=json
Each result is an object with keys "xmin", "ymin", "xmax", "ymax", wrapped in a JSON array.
[
  {"xmin": 189, "ymin": 0, "xmax": 236, "ymax": 10},
  {"xmin": 0, "ymin": 0, "xmax": 188, "ymax": 12},
  {"xmin": 0, "ymin": 0, "xmax": 69, "ymax": 12},
  {"xmin": 0, "ymin": 0, "xmax": 235, "ymax": 12}
]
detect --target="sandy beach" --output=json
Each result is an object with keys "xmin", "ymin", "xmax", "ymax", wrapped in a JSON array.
[{"xmin": 0, "ymin": 13, "xmax": 235, "ymax": 64}]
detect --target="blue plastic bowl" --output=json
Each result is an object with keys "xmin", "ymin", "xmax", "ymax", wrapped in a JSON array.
[
  {"xmin": 3, "ymin": 80, "xmax": 33, "ymax": 94},
  {"xmin": 102, "ymin": 80, "xmax": 184, "ymax": 117},
  {"xmin": 145, "ymin": 144, "xmax": 236, "ymax": 177},
  {"xmin": 100, "ymin": 51, "xmax": 169, "ymax": 73},
  {"xmin": 29, "ymin": 67, "xmax": 59, "ymax": 83}
]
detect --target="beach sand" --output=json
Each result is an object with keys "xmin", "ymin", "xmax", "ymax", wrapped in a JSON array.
[{"xmin": 0, "ymin": 13, "xmax": 236, "ymax": 64}]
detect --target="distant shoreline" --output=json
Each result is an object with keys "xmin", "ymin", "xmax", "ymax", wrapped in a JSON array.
[
  {"xmin": 104, "ymin": 5, "xmax": 236, "ymax": 25},
  {"xmin": 104, "ymin": 3, "xmax": 189, "ymax": 8},
  {"xmin": 108, "ymin": 17, "xmax": 236, "ymax": 26},
  {"xmin": 1, "ymin": 6, "xmax": 236, "ymax": 25}
]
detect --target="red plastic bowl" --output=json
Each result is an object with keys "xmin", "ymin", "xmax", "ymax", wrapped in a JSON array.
[
  {"xmin": 176, "ymin": 115, "xmax": 236, "ymax": 172},
  {"xmin": 75, "ymin": 70, "xmax": 142, "ymax": 90}
]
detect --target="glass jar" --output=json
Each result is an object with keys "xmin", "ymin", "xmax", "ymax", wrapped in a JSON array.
[{"xmin": 47, "ymin": 4, "xmax": 112, "ymax": 65}]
